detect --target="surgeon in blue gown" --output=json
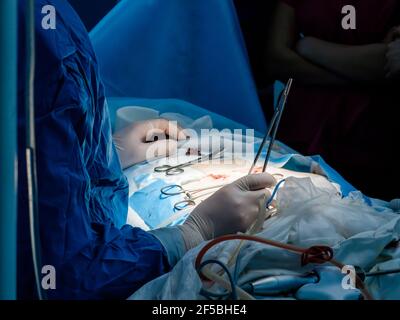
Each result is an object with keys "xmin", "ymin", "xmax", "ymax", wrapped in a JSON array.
[{"xmin": 17, "ymin": 0, "xmax": 275, "ymax": 299}]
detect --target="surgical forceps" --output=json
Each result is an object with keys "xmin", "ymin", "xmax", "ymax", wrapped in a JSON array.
[
  {"xmin": 249, "ymin": 78, "xmax": 293, "ymax": 174},
  {"xmin": 154, "ymin": 149, "xmax": 224, "ymax": 176},
  {"xmin": 161, "ymin": 184, "xmax": 226, "ymax": 211}
]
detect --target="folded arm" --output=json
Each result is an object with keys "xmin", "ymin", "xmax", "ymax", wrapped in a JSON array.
[
  {"xmin": 266, "ymin": 2, "xmax": 348, "ymax": 86},
  {"xmin": 296, "ymin": 37, "xmax": 388, "ymax": 83}
]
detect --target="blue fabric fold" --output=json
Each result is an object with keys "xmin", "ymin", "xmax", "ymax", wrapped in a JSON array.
[{"xmin": 90, "ymin": 0, "xmax": 266, "ymax": 132}]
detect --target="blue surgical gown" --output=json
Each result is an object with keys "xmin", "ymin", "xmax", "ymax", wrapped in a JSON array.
[{"xmin": 17, "ymin": 0, "xmax": 170, "ymax": 299}]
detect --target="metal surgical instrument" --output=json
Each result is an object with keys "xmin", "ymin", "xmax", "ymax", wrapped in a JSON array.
[
  {"xmin": 249, "ymin": 78, "xmax": 293, "ymax": 174},
  {"xmin": 154, "ymin": 149, "xmax": 224, "ymax": 176},
  {"xmin": 161, "ymin": 184, "xmax": 226, "ymax": 211}
]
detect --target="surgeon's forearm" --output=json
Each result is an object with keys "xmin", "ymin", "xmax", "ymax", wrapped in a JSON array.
[
  {"xmin": 266, "ymin": 2, "xmax": 347, "ymax": 86},
  {"xmin": 150, "ymin": 222, "xmax": 208, "ymax": 265},
  {"xmin": 297, "ymin": 37, "xmax": 388, "ymax": 83},
  {"xmin": 149, "ymin": 227, "xmax": 189, "ymax": 266},
  {"xmin": 267, "ymin": 48, "xmax": 348, "ymax": 86}
]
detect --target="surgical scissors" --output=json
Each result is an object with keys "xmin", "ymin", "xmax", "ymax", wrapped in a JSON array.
[
  {"xmin": 249, "ymin": 78, "xmax": 293, "ymax": 174},
  {"xmin": 154, "ymin": 148, "xmax": 224, "ymax": 176},
  {"xmin": 161, "ymin": 184, "xmax": 226, "ymax": 211}
]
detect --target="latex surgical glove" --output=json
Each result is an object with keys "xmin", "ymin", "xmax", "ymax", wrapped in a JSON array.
[
  {"xmin": 385, "ymin": 39, "xmax": 400, "ymax": 79},
  {"xmin": 179, "ymin": 173, "xmax": 276, "ymax": 250},
  {"xmin": 113, "ymin": 119, "xmax": 187, "ymax": 169}
]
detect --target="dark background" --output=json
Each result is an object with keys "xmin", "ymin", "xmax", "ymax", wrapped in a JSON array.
[
  {"xmin": 68, "ymin": 0, "xmax": 120, "ymax": 31},
  {"xmin": 68, "ymin": 0, "xmax": 277, "ymax": 121}
]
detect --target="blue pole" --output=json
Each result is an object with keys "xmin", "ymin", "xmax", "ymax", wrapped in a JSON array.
[{"xmin": 0, "ymin": 0, "xmax": 18, "ymax": 300}]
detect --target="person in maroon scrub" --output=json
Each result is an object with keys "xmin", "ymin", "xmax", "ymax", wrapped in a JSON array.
[{"xmin": 266, "ymin": 0, "xmax": 400, "ymax": 200}]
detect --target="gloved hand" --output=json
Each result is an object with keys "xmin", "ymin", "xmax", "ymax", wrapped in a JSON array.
[
  {"xmin": 113, "ymin": 119, "xmax": 186, "ymax": 169},
  {"xmin": 178, "ymin": 173, "xmax": 276, "ymax": 250}
]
